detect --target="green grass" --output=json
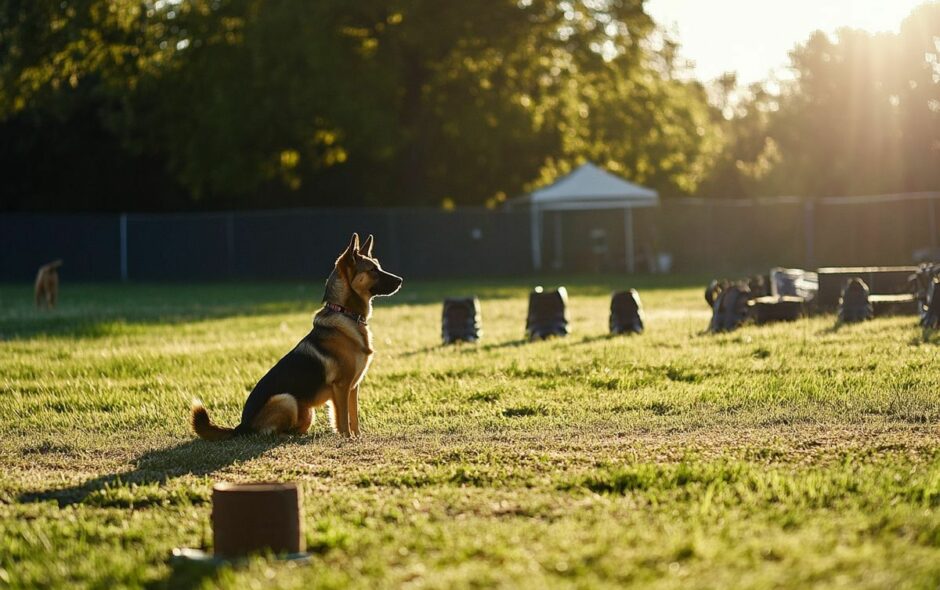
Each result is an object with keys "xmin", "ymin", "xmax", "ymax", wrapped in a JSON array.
[{"xmin": 1, "ymin": 277, "xmax": 938, "ymax": 589}]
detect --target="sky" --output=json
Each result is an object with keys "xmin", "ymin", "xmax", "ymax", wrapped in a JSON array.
[{"xmin": 645, "ymin": 0, "xmax": 932, "ymax": 85}]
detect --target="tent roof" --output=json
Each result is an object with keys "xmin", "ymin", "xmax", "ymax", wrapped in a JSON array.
[{"xmin": 526, "ymin": 162, "xmax": 658, "ymax": 209}]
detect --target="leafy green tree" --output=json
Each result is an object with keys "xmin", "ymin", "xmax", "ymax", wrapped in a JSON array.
[
  {"xmin": 1, "ymin": 0, "xmax": 723, "ymax": 210},
  {"xmin": 0, "ymin": 0, "xmax": 187, "ymax": 209}
]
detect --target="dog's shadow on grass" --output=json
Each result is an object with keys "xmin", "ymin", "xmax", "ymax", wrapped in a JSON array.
[
  {"xmin": 816, "ymin": 321, "xmax": 845, "ymax": 335},
  {"xmin": 19, "ymin": 437, "xmax": 303, "ymax": 590},
  {"xmin": 18, "ymin": 437, "xmax": 284, "ymax": 507}
]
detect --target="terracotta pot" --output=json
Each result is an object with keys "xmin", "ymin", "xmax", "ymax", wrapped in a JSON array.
[{"xmin": 212, "ymin": 482, "xmax": 304, "ymax": 558}]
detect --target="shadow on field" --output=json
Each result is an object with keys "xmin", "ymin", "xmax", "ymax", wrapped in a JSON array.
[
  {"xmin": 572, "ymin": 333, "xmax": 618, "ymax": 346},
  {"xmin": 816, "ymin": 322, "xmax": 845, "ymax": 335},
  {"xmin": 398, "ymin": 337, "xmax": 532, "ymax": 356},
  {"xmin": 480, "ymin": 338, "xmax": 529, "ymax": 351},
  {"xmin": 913, "ymin": 328, "xmax": 940, "ymax": 346},
  {"xmin": 147, "ymin": 561, "xmax": 220, "ymax": 590},
  {"xmin": 18, "ymin": 438, "xmax": 282, "ymax": 507},
  {"xmin": 0, "ymin": 302, "xmax": 314, "ymax": 342},
  {"xmin": 0, "ymin": 275, "xmax": 709, "ymax": 341}
]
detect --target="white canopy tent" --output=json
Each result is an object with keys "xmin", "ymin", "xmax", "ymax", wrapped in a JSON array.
[{"xmin": 518, "ymin": 162, "xmax": 659, "ymax": 272}]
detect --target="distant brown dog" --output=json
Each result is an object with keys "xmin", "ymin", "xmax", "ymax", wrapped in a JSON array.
[{"xmin": 34, "ymin": 260, "xmax": 62, "ymax": 309}]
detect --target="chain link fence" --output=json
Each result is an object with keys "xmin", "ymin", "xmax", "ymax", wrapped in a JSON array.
[{"xmin": 1, "ymin": 194, "xmax": 938, "ymax": 281}]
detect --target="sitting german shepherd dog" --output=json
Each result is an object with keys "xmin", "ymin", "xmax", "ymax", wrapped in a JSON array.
[{"xmin": 191, "ymin": 233, "xmax": 402, "ymax": 439}]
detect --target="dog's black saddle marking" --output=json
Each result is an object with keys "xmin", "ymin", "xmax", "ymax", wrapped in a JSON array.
[{"xmin": 236, "ymin": 332, "xmax": 329, "ymax": 432}]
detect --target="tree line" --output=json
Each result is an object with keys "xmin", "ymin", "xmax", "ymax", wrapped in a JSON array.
[{"xmin": 1, "ymin": 0, "xmax": 938, "ymax": 211}]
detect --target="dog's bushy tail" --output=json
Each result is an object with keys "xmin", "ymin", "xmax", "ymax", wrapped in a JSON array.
[{"xmin": 191, "ymin": 399, "xmax": 236, "ymax": 441}]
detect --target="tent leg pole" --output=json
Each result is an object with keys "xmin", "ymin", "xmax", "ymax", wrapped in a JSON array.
[
  {"xmin": 553, "ymin": 211, "xmax": 563, "ymax": 270},
  {"xmin": 530, "ymin": 205, "xmax": 542, "ymax": 271},
  {"xmin": 624, "ymin": 208, "xmax": 635, "ymax": 274}
]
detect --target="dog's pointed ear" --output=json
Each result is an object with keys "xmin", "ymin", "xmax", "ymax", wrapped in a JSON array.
[
  {"xmin": 341, "ymin": 233, "xmax": 360, "ymax": 257},
  {"xmin": 336, "ymin": 233, "xmax": 360, "ymax": 268},
  {"xmin": 360, "ymin": 234, "xmax": 374, "ymax": 257}
]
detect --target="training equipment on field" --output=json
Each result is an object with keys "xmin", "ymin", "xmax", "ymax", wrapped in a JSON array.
[
  {"xmin": 817, "ymin": 267, "xmax": 917, "ymax": 313},
  {"xmin": 747, "ymin": 274, "xmax": 772, "ymax": 298},
  {"xmin": 706, "ymin": 280, "xmax": 752, "ymax": 333},
  {"xmin": 705, "ymin": 269, "xmax": 816, "ymax": 332},
  {"xmin": 909, "ymin": 263, "xmax": 938, "ymax": 304},
  {"xmin": 838, "ymin": 278, "xmax": 873, "ymax": 323},
  {"xmin": 609, "ymin": 289, "xmax": 644, "ymax": 334},
  {"xmin": 770, "ymin": 267, "xmax": 818, "ymax": 303},
  {"xmin": 750, "ymin": 295, "xmax": 805, "ymax": 324},
  {"xmin": 212, "ymin": 482, "xmax": 304, "ymax": 558},
  {"xmin": 910, "ymin": 263, "xmax": 940, "ymax": 330},
  {"xmin": 922, "ymin": 277, "xmax": 940, "ymax": 330},
  {"xmin": 749, "ymin": 268, "xmax": 815, "ymax": 324},
  {"xmin": 442, "ymin": 297, "xmax": 482, "ymax": 344},
  {"xmin": 526, "ymin": 286, "xmax": 569, "ymax": 340}
]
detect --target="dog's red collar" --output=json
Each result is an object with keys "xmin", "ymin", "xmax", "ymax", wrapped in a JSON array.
[{"xmin": 323, "ymin": 302, "xmax": 368, "ymax": 326}]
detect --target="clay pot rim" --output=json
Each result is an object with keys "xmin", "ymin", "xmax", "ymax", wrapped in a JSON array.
[{"xmin": 213, "ymin": 482, "xmax": 298, "ymax": 493}]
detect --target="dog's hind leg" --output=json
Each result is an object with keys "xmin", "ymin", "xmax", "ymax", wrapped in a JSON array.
[{"xmin": 251, "ymin": 394, "xmax": 298, "ymax": 434}]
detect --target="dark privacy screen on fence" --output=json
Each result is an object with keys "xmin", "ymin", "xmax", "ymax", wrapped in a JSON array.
[
  {"xmin": 0, "ymin": 208, "xmax": 533, "ymax": 281},
  {"xmin": 0, "ymin": 214, "xmax": 121, "ymax": 281},
  {"xmin": 1, "ymin": 196, "xmax": 938, "ymax": 281},
  {"xmin": 123, "ymin": 209, "xmax": 533, "ymax": 281}
]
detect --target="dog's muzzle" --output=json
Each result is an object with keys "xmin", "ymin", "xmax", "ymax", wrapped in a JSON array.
[{"xmin": 375, "ymin": 271, "xmax": 403, "ymax": 296}]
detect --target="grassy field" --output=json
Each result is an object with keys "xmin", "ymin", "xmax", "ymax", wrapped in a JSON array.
[{"xmin": 0, "ymin": 277, "xmax": 938, "ymax": 589}]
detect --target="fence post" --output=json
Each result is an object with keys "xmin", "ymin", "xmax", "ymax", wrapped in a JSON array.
[
  {"xmin": 803, "ymin": 199, "xmax": 815, "ymax": 269},
  {"xmin": 929, "ymin": 196, "xmax": 938, "ymax": 250},
  {"xmin": 226, "ymin": 212, "xmax": 236, "ymax": 279},
  {"xmin": 119, "ymin": 213, "xmax": 128, "ymax": 282},
  {"xmin": 386, "ymin": 210, "xmax": 402, "ymax": 271}
]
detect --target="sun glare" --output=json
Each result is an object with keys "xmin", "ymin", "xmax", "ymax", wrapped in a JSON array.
[
  {"xmin": 647, "ymin": 0, "xmax": 935, "ymax": 84},
  {"xmin": 842, "ymin": 1, "xmax": 920, "ymax": 32}
]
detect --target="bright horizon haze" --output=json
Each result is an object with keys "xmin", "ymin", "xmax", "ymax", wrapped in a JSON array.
[{"xmin": 646, "ymin": 0, "xmax": 934, "ymax": 85}]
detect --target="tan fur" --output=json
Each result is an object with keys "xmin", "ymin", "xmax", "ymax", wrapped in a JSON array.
[
  {"xmin": 348, "ymin": 385, "xmax": 361, "ymax": 436},
  {"xmin": 296, "ymin": 400, "xmax": 316, "ymax": 433},
  {"xmin": 191, "ymin": 399, "xmax": 235, "ymax": 441},
  {"xmin": 351, "ymin": 272, "xmax": 376, "ymax": 307},
  {"xmin": 34, "ymin": 260, "xmax": 62, "ymax": 309},
  {"xmin": 252, "ymin": 394, "xmax": 299, "ymax": 434},
  {"xmin": 317, "ymin": 325, "xmax": 373, "ymax": 436}
]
